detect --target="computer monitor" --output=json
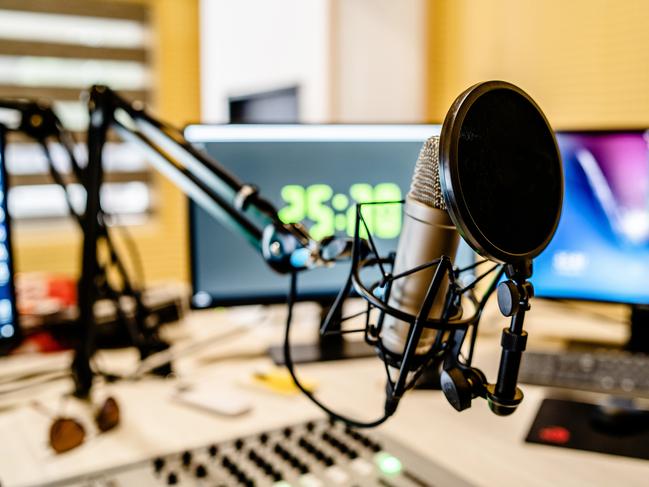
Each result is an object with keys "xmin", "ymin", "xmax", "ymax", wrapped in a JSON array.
[
  {"xmin": 184, "ymin": 124, "xmax": 446, "ymax": 308},
  {"xmin": 534, "ymin": 130, "xmax": 649, "ymax": 351},
  {"xmin": 0, "ymin": 126, "xmax": 19, "ymax": 354}
]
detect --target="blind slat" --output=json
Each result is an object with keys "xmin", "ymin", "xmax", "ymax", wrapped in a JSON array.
[
  {"xmin": 0, "ymin": 86, "xmax": 147, "ymax": 103},
  {"xmin": 9, "ymin": 172, "xmax": 151, "ymax": 187},
  {"xmin": 0, "ymin": 0, "xmax": 147, "ymax": 22},
  {"xmin": 0, "ymin": 40, "xmax": 147, "ymax": 62}
]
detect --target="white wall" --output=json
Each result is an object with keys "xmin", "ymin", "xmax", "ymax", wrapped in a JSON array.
[
  {"xmin": 331, "ymin": 0, "xmax": 427, "ymax": 123},
  {"xmin": 200, "ymin": 0, "xmax": 332, "ymax": 123},
  {"xmin": 200, "ymin": 0, "xmax": 427, "ymax": 123}
]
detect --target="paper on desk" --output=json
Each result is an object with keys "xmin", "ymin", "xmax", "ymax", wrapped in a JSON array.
[{"xmin": 173, "ymin": 382, "xmax": 253, "ymax": 417}]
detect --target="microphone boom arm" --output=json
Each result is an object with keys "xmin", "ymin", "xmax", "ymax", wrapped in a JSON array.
[{"xmin": 87, "ymin": 85, "xmax": 317, "ymax": 274}]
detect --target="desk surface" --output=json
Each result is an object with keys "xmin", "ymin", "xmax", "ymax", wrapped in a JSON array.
[{"xmin": 0, "ymin": 300, "xmax": 648, "ymax": 487}]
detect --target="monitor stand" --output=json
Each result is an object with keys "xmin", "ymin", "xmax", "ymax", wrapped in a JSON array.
[
  {"xmin": 627, "ymin": 304, "xmax": 649, "ymax": 353},
  {"xmin": 268, "ymin": 301, "xmax": 375, "ymax": 365}
]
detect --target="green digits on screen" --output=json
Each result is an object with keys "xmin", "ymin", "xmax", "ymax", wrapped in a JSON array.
[
  {"xmin": 278, "ymin": 182, "xmax": 402, "ymax": 240},
  {"xmin": 306, "ymin": 184, "xmax": 335, "ymax": 240},
  {"xmin": 348, "ymin": 183, "xmax": 374, "ymax": 239},
  {"xmin": 278, "ymin": 185, "xmax": 306, "ymax": 223},
  {"xmin": 373, "ymin": 183, "xmax": 402, "ymax": 239}
]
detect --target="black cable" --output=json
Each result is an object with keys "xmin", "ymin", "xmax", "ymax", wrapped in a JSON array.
[
  {"xmin": 283, "ymin": 271, "xmax": 391, "ymax": 429},
  {"xmin": 37, "ymin": 140, "xmax": 82, "ymax": 224},
  {"xmin": 44, "ymin": 130, "xmax": 147, "ymax": 293}
]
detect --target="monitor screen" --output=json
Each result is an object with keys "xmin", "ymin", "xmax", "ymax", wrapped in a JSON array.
[
  {"xmin": 534, "ymin": 130, "xmax": 649, "ymax": 304},
  {"xmin": 184, "ymin": 124, "xmax": 449, "ymax": 308},
  {"xmin": 0, "ymin": 127, "xmax": 18, "ymax": 351}
]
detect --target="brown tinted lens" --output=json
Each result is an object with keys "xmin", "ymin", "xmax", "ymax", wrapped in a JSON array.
[
  {"xmin": 50, "ymin": 418, "xmax": 85, "ymax": 454},
  {"xmin": 95, "ymin": 396, "xmax": 120, "ymax": 432}
]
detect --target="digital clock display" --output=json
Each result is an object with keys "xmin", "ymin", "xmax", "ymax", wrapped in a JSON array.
[
  {"xmin": 278, "ymin": 183, "xmax": 402, "ymax": 240},
  {"xmin": 186, "ymin": 125, "xmax": 441, "ymax": 307}
]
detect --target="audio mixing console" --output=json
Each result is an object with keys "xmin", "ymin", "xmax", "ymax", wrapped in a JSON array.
[{"xmin": 40, "ymin": 418, "xmax": 472, "ymax": 487}]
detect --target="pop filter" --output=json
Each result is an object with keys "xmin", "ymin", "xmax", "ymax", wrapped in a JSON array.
[{"xmin": 439, "ymin": 81, "xmax": 563, "ymax": 264}]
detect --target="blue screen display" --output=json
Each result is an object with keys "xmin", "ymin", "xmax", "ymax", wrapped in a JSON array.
[
  {"xmin": 534, "ymin": 131, "xmax": 649, "ymax": 304},
  {"xmin": 0, "ymin": 130, "xmax": 16, "ymax": 344}
]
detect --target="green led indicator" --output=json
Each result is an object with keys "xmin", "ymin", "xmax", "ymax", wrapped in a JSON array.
[{"xmin": 375, "ymin": 452, "xmax": 402, "ymax": 475}]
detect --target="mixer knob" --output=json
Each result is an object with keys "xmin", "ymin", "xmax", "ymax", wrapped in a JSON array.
[
  {"xmin": 306, "ymin": 421, "xmax": 315, "ymax": 432},
  {"xmin": 234, "ymin": 439, "xmax": 245, "ymax": 450},
  {"xmin": 282, "ymin": 427, "xmax": 292, "ymax": 438},
  {"xmin": 166, "ymin": 471, "xmax": 178, "ymax": 485},
  {"xmin": 208, "ymin": 444, "xmax": 218, "ymax": 457},
  {"xmin": 195, "ymin": 464, "xmax": 208, "ymax": 478},
  {"xmin": 181, "ymin": 450, "xmax": 192, "ymax": 467},
  {"xmin": 153, "ymin": 457, "xmax": 165, "ymax": 473},
  {"xmin": 259, "ymin": 433, "xmax": 269, "ymax": 444}
]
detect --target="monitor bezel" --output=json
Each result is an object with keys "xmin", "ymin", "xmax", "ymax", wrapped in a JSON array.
[
  {"xmin": 533, "ymin": 127, "xmax": 649, "ymax": 307},
  {"xmin": 183, "ymin": 123, "xmax": 441, "ymax": 309}
]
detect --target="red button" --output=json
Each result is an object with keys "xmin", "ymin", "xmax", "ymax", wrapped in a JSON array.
[{"xmin": 538, "ymin": 426, "xmax": 571, "ymax": 444}]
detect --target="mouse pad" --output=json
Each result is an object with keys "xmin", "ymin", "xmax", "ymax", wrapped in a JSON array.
[{"xmin": 525, "ymin": 398, "xmax": 649, "ymax": 460}]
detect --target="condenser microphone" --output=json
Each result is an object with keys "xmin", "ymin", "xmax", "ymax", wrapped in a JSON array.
[{"xmin": 381, "ymin": 136, "xmax": 459, "ymax": 361}]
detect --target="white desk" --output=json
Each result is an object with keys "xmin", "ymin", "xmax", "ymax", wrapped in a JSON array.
[{"xmin": 0, "ymin": 300, "xmax": 648, "ymax": 486}]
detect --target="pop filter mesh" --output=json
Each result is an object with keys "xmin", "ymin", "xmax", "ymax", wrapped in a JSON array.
[{"xmin": 456, "ymin": 88, "xmax": 561, "ymax": 258}]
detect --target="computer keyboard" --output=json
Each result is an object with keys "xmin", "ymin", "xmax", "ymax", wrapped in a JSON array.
[{"xmin": 519, "ymin": 350, "xmax": 649, "ymax": 398}]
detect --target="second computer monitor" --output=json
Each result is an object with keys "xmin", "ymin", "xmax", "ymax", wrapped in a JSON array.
[{"xmin": 534, "ymin": 130, "xmax": 649, "ymax": 304}]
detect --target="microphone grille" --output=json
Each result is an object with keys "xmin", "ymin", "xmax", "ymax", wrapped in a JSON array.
[{"xmin": 409, "ymin": 136, "xmax": 446, "ymax": 210}]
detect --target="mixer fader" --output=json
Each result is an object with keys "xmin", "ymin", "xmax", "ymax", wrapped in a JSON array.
[{"xmin": 43, "ymin": 419, "xmax": 472, "ymax": 487}]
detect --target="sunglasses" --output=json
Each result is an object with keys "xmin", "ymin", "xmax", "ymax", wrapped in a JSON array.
[{"xmin": 33, "ymin": 396, "xmax": 120, "ymax": 454}]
